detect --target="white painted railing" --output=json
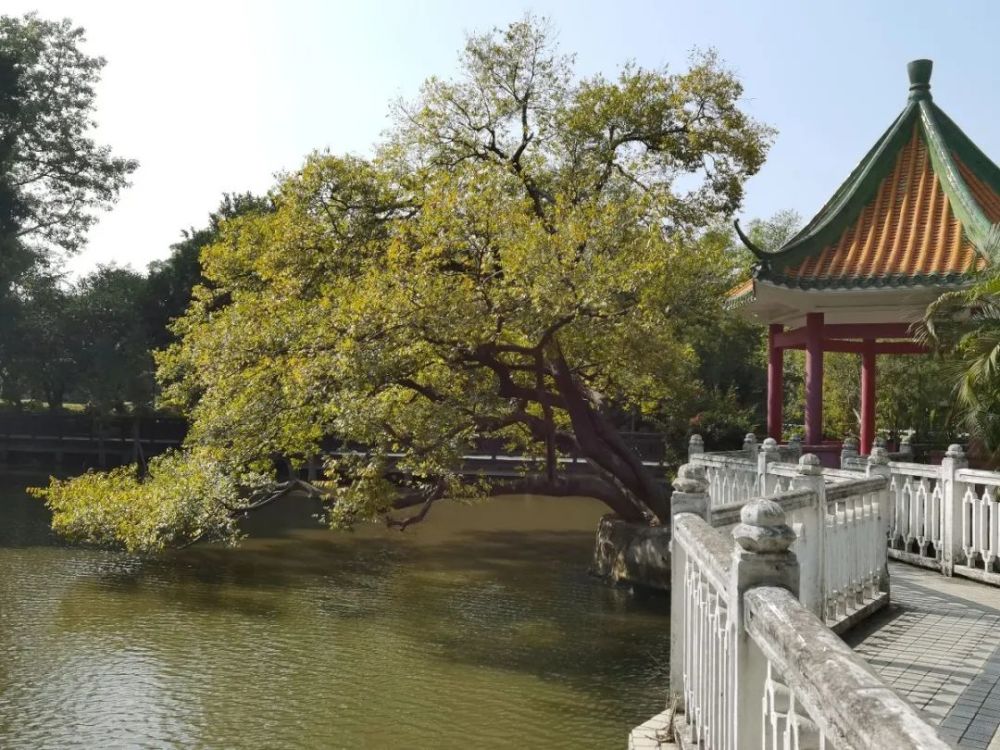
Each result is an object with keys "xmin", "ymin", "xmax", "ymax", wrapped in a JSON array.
[
  {"xmin": 688, "ymin": 435, "xmax": 758, "ymax": 510},
  {"xmin": 888, "ymin": 461, "xmax": 944, "ymax": 561},
  {"xmin": 690, "ymin": 436, "xmax": 1000, "ymax": 589},
  {"xmin": 957, "ymin": 468, "xmax": 1000, "ymax": 574},
  {"xmin": 673, "ymin": 513, "xmax": 735, "ymax": 749},
  {"xmin": 823, "ymin": 476, "xmax": 889, "ymax": 625},
  {"xmin": 660, "ymin": 466, "xmax": 950, "ymax": 749}
]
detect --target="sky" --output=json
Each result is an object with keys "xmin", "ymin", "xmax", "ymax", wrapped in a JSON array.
[{"xmin": 9, "ymin": 0, "xmax": 1000, "ymax": 275}]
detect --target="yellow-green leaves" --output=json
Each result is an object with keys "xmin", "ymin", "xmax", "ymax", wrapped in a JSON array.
[
  {"xmin": 31, "ymin": 450, "xmax": 272, "ymax": 552},
  {"xmin": 37, "ymin": 17, "xmax": 773, "ymax": 543}
]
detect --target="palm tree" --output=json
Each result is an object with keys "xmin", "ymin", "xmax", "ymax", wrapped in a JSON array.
[{"xmin": 920, "ymin": 224, "xmax": 1000, "ymax": 459}]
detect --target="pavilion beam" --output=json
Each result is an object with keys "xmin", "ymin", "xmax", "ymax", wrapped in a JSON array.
[
  {"xmin": 767, "ymin": 324, "xmax": 784, "ymax": 441},
  {"xmin": 773, "ymin": 328, "xmax": 807, "ymax": 349},
  {"xmin": 860, "ymin": 340, "xmax": 876, "ymax": 455},
  {"xmin": 822, "ymin": 322, "xmax": 913, "ymax": 339},
  {"xmin": 805, "ymin": 312, "xmax": 824, "ymax": 445},
  {"xmin": 772, "ymin": 322, "xmax": 916, "ymax": 350},
  {"xmin": 820, "ymin": 340, "xmax": 927, "ymax": 355}
]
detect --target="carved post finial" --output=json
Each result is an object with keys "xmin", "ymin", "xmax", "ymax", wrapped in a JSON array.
[
  {"xmin": 672, "ymin": 463, "xmax": 709, "ymax": 519},
  {"xmin": 798, "ymin": 452, "xmax": 823, "ymax": 475},
  {"xmin": 757, "ymin": 436, "xmax": 780, "ymax": 489},
  {"xmin": 946, "ymin": 443, "xmax": 965, "ymax": 459},
  {"xmin": 733, "ymin": 498, "xmax": 797, "ymax": 554},
  {"xmin": 743, "ymin": 432, "xmax": 757, "ymax": 449},
  {"xmin": 899, "ymin": 434, "xmax": 914, "ymax": 456},
  {"xmin": 688, "ymin": 433, "xmax": 704, "ymax": 457},
  {"xmin": 869, "ymin": 446, "xmax": 890, "ymax": 466},
  {"xmin": 840, "ymin": 435, "xmax": 860, "ymax": 469},
  {"xmin": 788, "ymin": 434, "xmax": 803, "ymax": 457}
]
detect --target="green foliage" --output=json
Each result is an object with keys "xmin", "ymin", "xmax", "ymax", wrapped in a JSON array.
[
  {"xmin": 143, "ymin": 192, "xmax": 272, "ymax": 350},
  {"xmin": 876, "ymin": 355, "xmax": 957, "ymax": 442},
  {"xmin": 0, "ymin": 194, "xmax": 267, "ymax": 413},
  {"xmin": 38, "ymin": 17, "xmax": 772, "ymax": 549},
  {"xmin": 920, "ymin": 227, "xmax": 1000, "ymax": 456},
  {"xmin": 31, "ymin": 449, "xmax": 272, "ymax": 551},
  {"xmin": 0, "ymin": 13, "xmax": 136, "ymax": 259},
  {"xmin": 0, "ymin": 12, "xmax": 136, "ymax": 410}
]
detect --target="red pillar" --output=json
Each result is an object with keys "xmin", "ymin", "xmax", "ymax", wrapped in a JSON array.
[
  {"xmin": 860, "ymin": 340, "xmax": 876, "ymax": 455},
  {"xmin": 805, "ymin": 312, "xmax": 824, "ymax": 445},
  {"xmin": 767, "ymin": 324, "xmax": 784, "ymax": 441}
]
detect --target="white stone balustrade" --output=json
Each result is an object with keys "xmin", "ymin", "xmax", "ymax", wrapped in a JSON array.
[
  {"xmin": 689, "ymin": 434, "xmax": 1000, "ymax": 589},
  {"xmin": 956, "ymin": 464, "xmax": 1000, "ymax": 577},
  {"xmin": 663, "ymin": 465, "xmax": 948, "ymax": 749}
]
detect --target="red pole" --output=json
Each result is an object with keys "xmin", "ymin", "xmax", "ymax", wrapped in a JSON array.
[
  {"xmin": 860, "ymin": 340, "xmax": 876, "ymax": 455},
  {"xmin": 767, "ymin": 324, "xmax": 784, "ymax": 441},
  {"xmin": 805, "ymin": 312, "xmax": 824, "ymax": 445}
]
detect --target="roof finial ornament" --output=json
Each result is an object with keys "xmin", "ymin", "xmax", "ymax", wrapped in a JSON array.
[{"xmin": 907, "ymin": 59, "xmax": 933, "ymax": 102}]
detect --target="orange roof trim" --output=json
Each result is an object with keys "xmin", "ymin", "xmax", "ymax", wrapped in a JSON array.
[{"xmin": 784, "ymin": 128, "xmax": 982, "ymax": 282}]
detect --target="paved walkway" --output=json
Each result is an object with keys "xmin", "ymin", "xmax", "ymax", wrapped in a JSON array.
[{"xmin": 847, "ymin": 563, "xmax": 1000, "ymax": 749}]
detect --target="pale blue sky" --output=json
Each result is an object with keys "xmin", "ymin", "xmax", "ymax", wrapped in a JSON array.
[{"xmin": 10, "ymin": 0, "xmax": 1000, "ymax": 274}]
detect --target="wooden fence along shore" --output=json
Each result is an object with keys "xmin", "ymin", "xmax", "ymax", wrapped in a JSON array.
[{"xmin": 0, "ymin": 413, "xmax": 670, "ymax": 480}]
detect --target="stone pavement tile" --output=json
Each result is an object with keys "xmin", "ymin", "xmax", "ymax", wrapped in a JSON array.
[{"xmin": 848, "ymin": 563, "xmax": 1000, "ymax": 747}]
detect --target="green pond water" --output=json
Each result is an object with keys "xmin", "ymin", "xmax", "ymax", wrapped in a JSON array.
[{"xmin": 0, "ymin": 477, "xmax": 669, "ymax": 749}]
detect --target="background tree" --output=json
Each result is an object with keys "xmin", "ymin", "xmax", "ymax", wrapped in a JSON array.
[
  {"xmin": 0, "ymin": 14, "xmax": 136, "ymax": 262},
  {"xmin": 143, "ymin": 192, "xmax": 272, "ymax": 350},
  {"xmin": 70, "ymin": 266, "xmax": 156, "ymax": 413},
  {"xmin": 1, "ymin": 273, "xmax": 74, "ymax": 408},
  {"xmin": 0, "ymin": 13, "xmax": 136, "ymax": 406},
  {"xmin": 36, "ymin": 17, "xmax": 773, "ymax": 551},
  {"xmin": 920, "ymin": 225, "xmax": 1000, "ymax": 459}
]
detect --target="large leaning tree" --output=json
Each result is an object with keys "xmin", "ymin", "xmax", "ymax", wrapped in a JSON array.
[{"xmin": 35, "ymin": 19, "xmax": 772, "ymax": 551}]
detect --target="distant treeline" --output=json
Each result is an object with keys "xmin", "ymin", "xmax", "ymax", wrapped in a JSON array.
[{"xmin": 0, "ymin": 193, "xmax": 270, "ymax": 414}]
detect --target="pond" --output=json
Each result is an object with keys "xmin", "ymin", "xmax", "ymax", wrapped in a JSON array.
[{"xmin": 0, "ymin": 476, "xmax": 669, "ymax": 749}]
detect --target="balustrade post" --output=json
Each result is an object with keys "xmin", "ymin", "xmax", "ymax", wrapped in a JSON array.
[
  {"xmin": 899, "ymin": 434, "xmax": 914, "ymax": 458},
  {"xmin": 743, "ymin": 432, "xmax": 758, "ymax": 460},
  {"xmin": 688, "ymin": 433, "xmax": 704, "ymax": 462},
  {"xmin": 730, "ymin": 498, "xmax": 799, "ymax": 745},
  {"xmin": 790, "ymin": 453, "xmax": 826, "ymax": 618},
  {"xmin": 840, "ymin": 435, "xmax": 859, "ymax": 469},
  {"xmin": 940, "ymin": 444, "xmax": 969, "ymax": 576},
  {"xmin": 788, "ymin": 434, "xmax": 803, "ymax": 460},
  {"xmin": 866, "ymin": 447, "xmax": 892, "ymax": 592},
  {"xmin": 757, "ymin": 437, "xmax": 780, "ymax": 494},
  {"xmin": 669, "ymin": 464, "xmax": 709, "ymax": 710}
]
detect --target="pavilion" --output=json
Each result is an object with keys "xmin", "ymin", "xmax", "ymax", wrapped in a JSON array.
[{"xmin": 728, "ymin": 59, "xmax": 1000, "ymax": 458}]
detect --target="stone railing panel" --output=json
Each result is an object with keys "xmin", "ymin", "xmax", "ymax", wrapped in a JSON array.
[
  {"xmin": 822, "ymin": 476, "xmax": 889, "ymax": 626},
  {"xmin": 887, "ymin": 462, "xmax": 944, "ymax": 565},
  {"xmin": 690, "ymin": 453, "xmax": 758, "ymax": 509},
  {"xmin": 956, "ymin": 467, "xmax": 1000, "ymax": 576},
  {"xmin": 746, "ymin": 585, "xmax": 951, "ymax": 750}
]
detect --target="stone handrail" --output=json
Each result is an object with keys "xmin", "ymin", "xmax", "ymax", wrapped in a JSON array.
[
  {"xmin": 673, "ymin": 513, "xmax": 731, "ymax": 594},
  {"xmin": 745, "ymin": 586, "xmax": 952, "ymax": 749},
  {"xmin": 665, "ymin": 468, "xmax": 948, "ymax": 749},
  {"xmin": 692, "ymin": 445, "xmax": 892, "ymax": 631}
]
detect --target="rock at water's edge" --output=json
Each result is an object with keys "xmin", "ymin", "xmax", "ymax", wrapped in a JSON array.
[{"xmin": 591, "ymin": 514, "xmax": 671, "ymax": 591}]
